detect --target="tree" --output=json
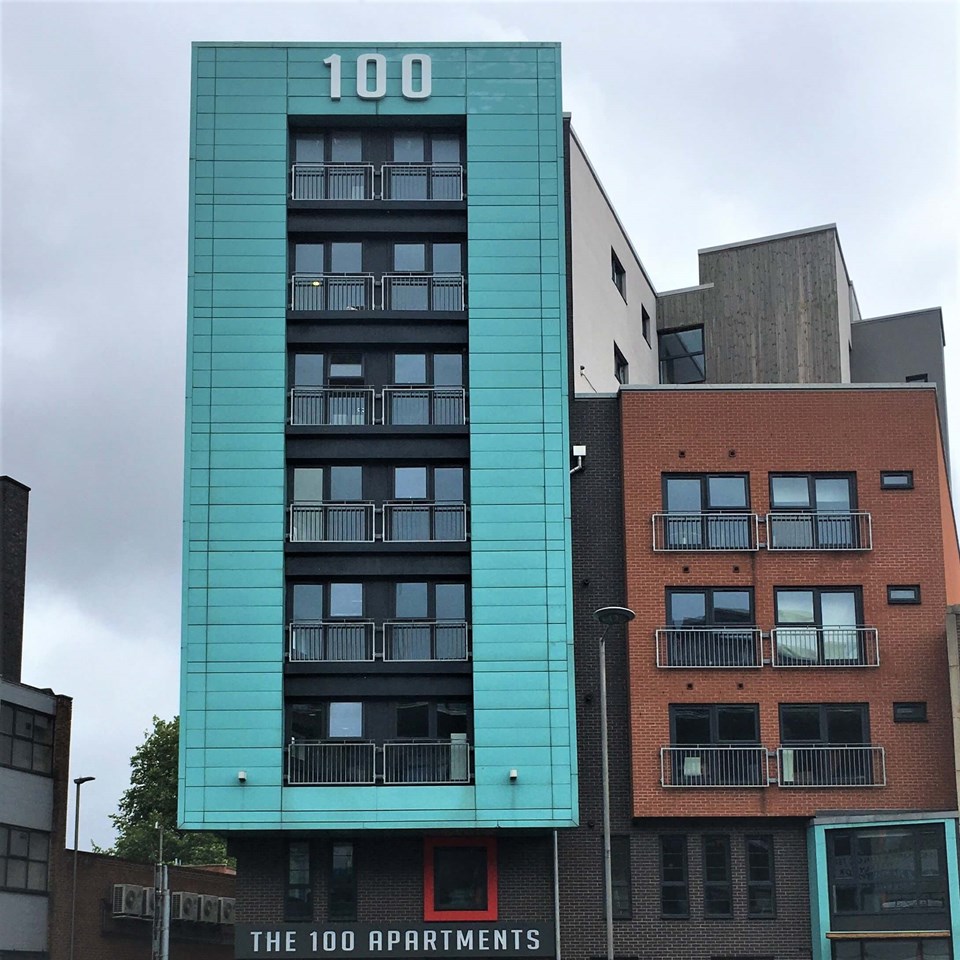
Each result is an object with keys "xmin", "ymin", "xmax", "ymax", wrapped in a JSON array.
[{"xmin": 98, "ymin": 716, "xmax": 229, "ymax": 865}]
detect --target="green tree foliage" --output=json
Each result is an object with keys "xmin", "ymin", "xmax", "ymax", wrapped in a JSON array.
[{"xmin": 98, "ymin": 716, "xmax": 229, "ymax": 865}]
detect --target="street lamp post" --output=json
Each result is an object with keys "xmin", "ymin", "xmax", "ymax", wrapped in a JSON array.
[
  {"xmin": 592, "ymin": 606, "xmax": 635, "ymax": 960},
  {"xmin": 70, "ymin": 775, "xmax": 95, "ymax": 960}
]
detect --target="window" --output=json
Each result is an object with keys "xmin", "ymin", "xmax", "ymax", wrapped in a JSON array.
[
  {"xmin": 780, "ymin": 703, "xmax": 868, "ymax": 745},
  {"xmin": 768, "ymin": 474, "xmax": 862, "ymax": 549},
  {"xmin": 887, "ymin": 585, "xmax": 920, "ymax": 605},
  {"xmin": 390, "ymin": 466, "xmax": 466, "ymax": 541},
  {"xmin": 424, "ymin": 838, "xmax": 497, "ymax": 921},
  {"xmin": 285, "ymin": 840, "xmax": 312, "ymax": 919},
  {"xmin": 389, "ymin": 132, "xmax": 463, "ymax": 200},
  {"xmin": 774, "ymin": 587, "xmax": 864, "ymax": 665},
  {"xmin": 661, "ymin": 474, "xmax": 752, "ymax": 550},
  {"xmin": 0, "ymin": 703, "xmax": 54, "ymax": 774},
  {"xmin": 614, "ymin": 343, "xmax": 629, "ymax": 385},
  {"xmin": 827, "ymin": 825, "xmax": 949, "ymax": 929},
  {"xmin": 388, "ymin": 242, "xmax": 464, "ymax": 310},
  {"xmin": 672, "ymin": 704, "xmax": 760, "ymax": 745},
  {"xmin": 703, "ymin": 836, "xmax": 732, "ymax": 917},
  {"xmin": 288, "ymin": 583, "xmax": 367, "ymax": 661},
  {"xmin": 611, "ymin": 836, "xmax": 632, "ymax": 919},
  {"xmin": 329, "ymin": 842, "xmax": 356, "ymax": 920},
  {"xmin": 388, "ymin": 352, "xmax": 466, "ymax": 426},
  {"xmin": 641, "ymin": 305, "xmax": 651, "ymax": 345},
  {"xmin": 833, "ymin": 940, "xmax": 951, "ymax": 960},
  {"xmin": 0, "ymin": 825, "xmax": 49, "ymax": 893},
  {"xmin": 669, "ymin": 704, "xmax": 763, "ymax": 786},
  {"xmin": 780, "ymin": 704, "xmax": 878, "ymax": 786},
  {"xmin": 289, "ymin": 702, "xmax": 363, "ymax": 741},
  {"xmin": 659, "ymin": 326, "xmax": 705, "ymax": 384},
  {"xmin": 390, "ymin": 582, "xmax": 468, "ymax": 660},
  {"xmin": 893, "ymin": 702, "xmax": 927, "ymax": 722},
  {"xmin": 745, "ymin": 836, "xmax": 776, "ymax": 917},
  {"xmin": 906, "ymin": 373, "xmax": 929, "ymax": 383},
  {"xmin": 611, "ymin": 250, "xmax": 626, "ymax": 300},
  {"xmin": 659, "ymin": 835, "xmax": 688, "ymax": 917},
  {"xmin": 880, "ymin": 471, "xmax": 913, "ymax": 490},
  {"xmin": 665, "ymin": 588, "xmax": 756, "ymax": 667}
]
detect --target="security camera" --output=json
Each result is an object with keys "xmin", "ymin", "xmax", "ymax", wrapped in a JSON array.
[
  {"xmin": 509, "ymin": 769, "xmax": 518, "ymax": 782},
  {"xmin": 237, "ymin": 770, "xmax": 247, "ymax": 783}
]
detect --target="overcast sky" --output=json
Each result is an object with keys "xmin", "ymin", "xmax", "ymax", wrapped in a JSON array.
[{"xmin": 1, "ymin": 0, "xmax": 956, "ymax": 851}]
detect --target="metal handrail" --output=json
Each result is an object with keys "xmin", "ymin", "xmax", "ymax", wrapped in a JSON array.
[
  {"xmin": 286, "ymin": 741, "xmax": 377, "ymax": 785},
  {"xmin": 289, "ymin": 387, "xmax": 375, "ymax": 426},
  {"xmin": 765, "ymin": 511, "xmax": 873, "ymax": 551},
  {"xmin": 288, "ymin": 502, "xmax": 375, "ymax": 543},
  {"xmin": 290, "ymin": 162, "xmax": 375, "ymax": 200},
  {"xmin": 381, "ymin": 273, "xmax": 465, "ymax": 311},
  {"xmin": 290, "ymin": 273, "xmax": 375, "ymax": 311},
  {"xmin": 382, "ymin": 620, "xmax": 470, "ymax": 661},
  {"xmin": 652, "ymin": 513, "xmax": 760, "ymax": 551},
  {"xmin": 382, "ymin": 386, "xmax": 467, "ymax": 426},
  {"xmin": 382, "ymin": 739, "xmax": 471, "ymax": 784},
  {"xmin": 381, "ymin": 163, "xmax": 464, "ymax": 201},
  {"xmin": 287, "ymin": 620, "xmax": 376, "ymax": 662},
  {"xmin": 383, "ymin": 501, "xmax": 468, "ymax": 542},
  {"xmin": 660, "ymin": 745, "xmax": 770, "ymax": 788},
  {"xmin": 776, "ymin": 745, "xmax": 886, "ymax": 787},
  {"xmin": 655, "ymin": 627, "xmax": 763, "ymax": 668},
  {"xmin": 771, "ymin": 626, "xmax": 879, "ymax": 667}
]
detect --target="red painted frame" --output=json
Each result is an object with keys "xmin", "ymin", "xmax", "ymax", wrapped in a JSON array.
[{"xmin": 423, "ymin": 837, "xmax": 498, "ymax": 921}]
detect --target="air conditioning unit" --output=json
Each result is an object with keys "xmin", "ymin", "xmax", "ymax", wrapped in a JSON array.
[
  {"xmin": 112, "ymin": 884, "xmax": 144, "ymax": 917},
  {"xmin": 142, "ymin": 887, "xmax": 156, "ymax": 918},
  {"xmin": 170, "ymin": 891, "xmax": 199, "ymax": 922},
  {"xmin": 219, "ymin": 897, "xmax": 236, "ymax": 925},
  {"xmin": 199, "ymin": 894, "xmax": 220, "ymax": 923}
]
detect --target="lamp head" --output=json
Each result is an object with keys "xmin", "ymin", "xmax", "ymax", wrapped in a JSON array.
[
  {"xmin": 73, "ymin": 776, "xmax": 95, "ymax": 786},
  {"xmin": 592, "ymin": 606, "xmax": 635, "ymax": 626}
]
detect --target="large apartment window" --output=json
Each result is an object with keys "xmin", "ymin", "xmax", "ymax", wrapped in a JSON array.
[
  {"xmin": 389, "ymin": 352, "xmax": 466, "ymax": 426},
  {"xmin": 661, "ymin": 474, "xmax": 752, "ymax": 550},
  {"xmin": 774, "ymin": 587, "xmax": 864, "ymax": 665},
  {"xmin": 611, "ymin": 836, "xmax": 632, "ymax": 919},
  {"xmin": 659, "ymin": 835, "xmax": 689, "ymax": 917},
  {"xmin": 665, "ymin": 587, "xmax": 756, "ymax": 667},
  {"xmin": 390, "ymin": 465, "xmax": 466, "ymax": 542},
  {"xmin": 286, "ymin": 840, "xmax": 312, "ymax": 919},
  {"xmin": 669, "ymin": 704, "xmax": 763, "ymax": 786},
  {"xmin": 388, "ymin": 132, "xmax": 463, "ymax": 200},
  {"xmin": 659, "ymin": 326, "xmax": 705, "ymax": 384},
  {"xmin": 292, "ymin": 131, "xmax": 367, "ymax": 201},
  {"xmin": 291, "ymin": 241, "xmax": 368, "ymax": 310},
  {"xmin": 768, "ymin": 474, "xmax": 862, "ymax": 549},
  {"xmin": 779, "ymin": 704, "xmax": 875, "ymax": 786},
  {"xmin": 389, "ymin": 582, "xmax": 468, "ymax": 660},
  {"xmin": 0, "ymin": 824, "xmax": 49, "ymax": 893},
  {"xmin": 424, "ymin": 838, "xmax": 497, "ymax": 921},
  {"xmin": 703, "ymin": 835, "xmax": 732, "ymax": 917},
  {"xmin": 329, "ymin": 842, "xmax": 356, "ymax": 920},
  {"xmin": 0, "ymin": 703, "xmax": 54, "ymax": 774},
  {"xmin": 388, "ymin": 242, "xmax": 464, "ymax": 311},
  {"xmin": 288, "ymin": 583, "xmax": 367, "ymax": 662},
  {"xmin": 745, "ymin": 836, "xmax": 776, "ymax": 917}
]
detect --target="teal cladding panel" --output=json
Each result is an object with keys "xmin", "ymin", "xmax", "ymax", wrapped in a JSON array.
[{"xmin": 181, "ymin": 42, "xmax": 574, "ymax": 832}]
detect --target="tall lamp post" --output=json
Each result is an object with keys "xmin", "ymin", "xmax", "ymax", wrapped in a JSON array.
[
  {"xmin": 70, "ymin": 775, "xmax": 95, "ymax": 960},
  {"xmin": 592, "ymin": 606, "xmax": 635, "ymax": 960}
]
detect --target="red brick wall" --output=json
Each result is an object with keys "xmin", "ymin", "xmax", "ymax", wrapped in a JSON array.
[{"xmin": 621, "ymin": 387, "xmax": 958, "ymax": 818}]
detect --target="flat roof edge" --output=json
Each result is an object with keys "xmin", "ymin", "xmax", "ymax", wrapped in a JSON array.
[
  {"xmin": 855, "ymin": 307, "xmax": 946, "ymax": 345},
  {"xmin": 192, "ymin": 41, "xmax": 561, "ymax": 49},
  {"xmin": 812, "ymin": 811, "xmax": 959, "ymax": 826},
  {"xmin": 698, "ymin": 223, "xmax": 838, "ymax": 256},
  {"xmin": 619, "ymin": 382, "xmax": 938, "ymax": 393},
  {"xmin": 658, "ymin": 282, "xmax": 715, "ymax": 297}
]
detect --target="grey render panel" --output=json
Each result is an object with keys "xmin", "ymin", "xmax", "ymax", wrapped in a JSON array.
[
  {"xmin": 0, "ymin": 765, "xmax": 54, "ymax": 831},
  {"xmin": 0, "ymin": 890, "xmax": 47, "ymax": 952},
  {"xmin": 851, "ymin": 308, "xmax": 950, "ymax": 464}
]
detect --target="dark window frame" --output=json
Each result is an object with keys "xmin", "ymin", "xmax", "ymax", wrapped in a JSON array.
[
  {"xmin": 392, "ymin": 240, "xmax": 463, "ymax": 275},
  {"xmin": 745, "ymin": 835, "xmax": 776, "ymax": 918},
  {"xmin": 641, "ymin": 305, "xmax": 651, "ymax": 345},
  {"xmin": 666, "ymin": 586, "xmax": 755, "ymax": 626},
  {"xmin": 669, "ymin": 704, "xmax": 761, "ymax": 746},
  {"xmin": 423, "ymin": 837, "xmax": 497, "ymax": 921},
  {"xmin": 0, "ymin": 823, "xmax": 49, "ymax": 894},
  {"xmin": 613, "ymin": 343, "xmax": 629, "ymax": 385},
  {"xmin": 328, "ymin": 840, "xmax": 356, "ymax": 921},
  {"xmin": 905, "ymin": 373, "xmax": 929, "ymax": 383},
  {"xmin": 285, "ymin": 839, "xmax": 312, "ymax": 920},
  {"xmin": 893, "ymin": 702, "xmax": 927, "ymax": 723},
  {"xmin": 611, "ymin": 835, "xmax": 632, "ymax": 920},
  {"xmin": 662, "ymin": 473, "xmax": 751, "ymax": 513},
  {"xmin": 768, "ymin": 473, "xmax": 858, "ymax": 512},
  {"xmin": 702, "ymin": 835, "xmax": 733, "ymax": 918},
  {"xmin": 658, "ymin": 325, "xmax": 705, "ymax": 384},
  {"xmin": 0, "ymin": 703, "xmax": 54, "ymax": 776},
  {"xmin": 778, "ymin": 703, "xmax": 870, "ymax": 745},
  {"xmin": 888, "ymin": 585, "xmax": 921, "ymax": 605},
  {"xmin": 773, "ymin": 585, "xmax": 865, "ymax": 665},
  {"xmin": 880, "ymin": 471, "xmax": 914, "ymax": 490},
  {"xmin": 611, "ymin": 250, "xmax": 627, "ymax": 301},
  {"xmin": 659, "ymin": 834, "xmax": 689, "ymax": 918}
]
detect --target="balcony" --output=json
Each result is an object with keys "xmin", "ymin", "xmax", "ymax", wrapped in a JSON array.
[
  {"xmin": 289, "ymin": 162, "xmax": 464, "ymax": 201},
  {"xmin": 286, "ymin": 738, "xmax": 471, "ymax": 785},
  {"xmin": 291, "ymin": 274, "xmax": 375, "ymax": 311},
  {"xmin": 655, "ymin": 628, "xmax": 763, "ymax": 668},
  {"xmin": 771, "ymin": 626, "xmax": 879, "ymax": 667},
  {"xmin": 288, "ymin": 386, "xmax": 466, "ymax": 427},
  {"xmin": 290, "ymin": 273, "xmax": 465, "ymax": 312},
  {"xmin": 286, "ymin": 620, "xmax": 469, "ymax": 663},
  {"xmin": 766, "ymin": 512, "xmax": 872, "ymax": 551},
  {"xmin": 382, "ymin": 274, "xmax": 464, "ymax": 311},
  {"xmin": 288, "ymin": 502, "xmax": 468, "ymax": 543},
  {"xmin": 660, "ymin": 745, "xmax": 769, "ymax": 787},
  {"xmin": 653, "ymin": 513, "xmax": 760, "ymax": 551},
  {"xmin": 776, "ymin": 745, "xmax": 886, "ymax": 787}
]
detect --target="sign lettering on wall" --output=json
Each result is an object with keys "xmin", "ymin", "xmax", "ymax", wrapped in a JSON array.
[
  {"xmin": 235, "ymin": 923, "xmax": 554, "ymax": 959},
  {"xmin": 323, "ymin": 54, "xmax": 432, "ymax": 101}
]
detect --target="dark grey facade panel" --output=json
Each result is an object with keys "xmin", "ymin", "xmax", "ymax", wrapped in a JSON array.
[{"xmin": 0, "ymin": 476, "xmax": 30, "ymax": 682}]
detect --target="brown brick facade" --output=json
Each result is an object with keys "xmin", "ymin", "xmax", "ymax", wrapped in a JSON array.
[{"xmin": 620, "ymin": 386, "xmax": 959, "ymax": 819}]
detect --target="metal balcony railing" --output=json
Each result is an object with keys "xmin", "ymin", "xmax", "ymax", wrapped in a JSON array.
[
  {"xmin": 290, "ymin": 274, "xmax": 375, "ymax": 311},
  {"xmin": 776, "ymin": 745, "xmax": 886, "ymax": 787},
  {"xmin": 382, "ymin": 739, "xmax": 471, "ymax": 784},
  {"xmin": 286, "ymin": 741, "xmax": 377, "ymax": 785},
  {"xmin": 771, "ymin": 626, "xmax": 879, "ymax": 667},
  {"xmin": 660, "ymin": 745, "xmax": 769, "ymax": 788},
  {"xmin": 652, "ymin": 513, "xmax": 760, "ymax": 551},
  {"xmin": 288, "ymin": 503, "xmax": 375, "ymax": 543},
  {"xmin": 287, "ymin": 621, "xmax": 375, "ymax": 662},
  {"xmin": 290, "ymin": 163, "xmax": 375, "ymax": 200},
  {"xmin": 383, "ymin": 621, "xmax": 469, "ymax": 661},
  {"xmin": 383, "ymin": 501, "xmax": 467, "ymax": 542},
  {"xmin": 382, "ymin": 387, "xmax": 467, "ymax": 426},
  {"xmin": 289, "ymin": 387, "xmax": 375, "ymax": 427},
  {"xmin": 382, "ymin": 274, "xmax": 465, "ymax": 311},
  {"xmin": 381, "ymin": 163, "xmax": 464, "ymax": 201},
  {"xmin": 766, "ymin": 512, "xmax": 872, "ymax": 551},
  {"xmin": 655, "ymin": 628, "xmax": 763, "ymax": 668}
]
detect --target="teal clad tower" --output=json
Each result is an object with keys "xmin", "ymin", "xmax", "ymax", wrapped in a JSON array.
[{"xmin": 180, "ymin": 42, "xmax": 576, "ymax": 833}]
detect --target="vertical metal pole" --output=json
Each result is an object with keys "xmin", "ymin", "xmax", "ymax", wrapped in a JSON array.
[
  {"xmin": 599, "ymin": 628, "xmax": 614, "ymax": 960},
  {"xmin": 161, "ymin": 863, "xmax": 170, "ymax": 960},
  {"xmin": 69, "ymin": 781, "xmax": 80, "ymax": 960},
  {"xmin": 552, "ymin": 829, "xmax": 562, "ymax": 960}
]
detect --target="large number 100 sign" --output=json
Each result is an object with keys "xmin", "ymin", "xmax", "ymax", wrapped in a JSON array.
[{"xmin": 323, "ymin": 53, "xmax": 432, "ymax": 101}]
